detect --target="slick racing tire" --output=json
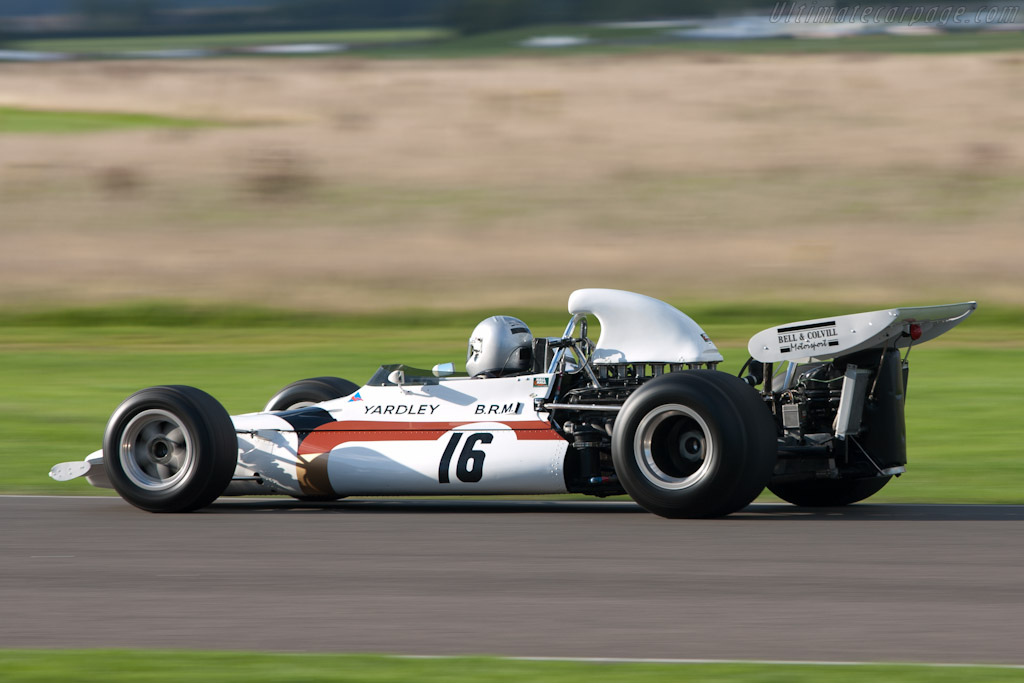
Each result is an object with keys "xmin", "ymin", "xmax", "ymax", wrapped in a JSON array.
[
  {"xmin": 768, "ymin": 476, "xmax": 892, "ymax": 508},
  {"xmin": 264, "ymin": 376, "xmax": 359, "ymax": 412},
  {"xmin": 103, "ymin": 385, "xmax": 237, "ymax": 513},
  {"xmin": 612, "ymin": 371, "xmax": 777, "ymax": 519}
]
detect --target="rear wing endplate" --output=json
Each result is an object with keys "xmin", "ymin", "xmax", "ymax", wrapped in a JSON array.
[{"xmin": 747, "ymin": 302, "xmax": 976, "ymax": 363}]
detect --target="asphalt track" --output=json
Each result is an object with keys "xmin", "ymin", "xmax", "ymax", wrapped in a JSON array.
[{"xmin": 3, "ymin": 496, "xmax": 1023, "ymax": 665}]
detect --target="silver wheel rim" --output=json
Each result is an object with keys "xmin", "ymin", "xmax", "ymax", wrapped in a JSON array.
[
  {"xmin": 120, "ymin": 409, "xmax": 195, "ymax": 491},
  {"xmin": 634, "ymin": 403, "xmax": 714, "ymax": 490}
]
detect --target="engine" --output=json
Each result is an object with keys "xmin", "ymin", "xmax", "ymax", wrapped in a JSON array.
[
  {"xmin": 777, "ymin": 362, "xmax": 845, "ymax": 441},
  {"xmin": 770, "ymin": 349, "xmax": 909, "ymax": 482}
]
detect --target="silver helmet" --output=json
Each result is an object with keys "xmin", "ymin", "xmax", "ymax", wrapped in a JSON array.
[{"xmin": 466, "ymin": 316, "xmax": 533, "ymax": 377}]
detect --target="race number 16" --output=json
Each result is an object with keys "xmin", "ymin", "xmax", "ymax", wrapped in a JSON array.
[{"xmin": 439, "ymin": 432, "xmax": 492, "ymax": 484}]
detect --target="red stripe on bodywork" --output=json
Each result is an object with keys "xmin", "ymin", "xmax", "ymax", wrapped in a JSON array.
[{"xmin": 297, "ymin": 419, "xmax": 560, "ymax": 455}]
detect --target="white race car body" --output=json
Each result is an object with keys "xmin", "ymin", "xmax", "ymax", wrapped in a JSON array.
[
  {"xmin": 51, "ymin": 289, "xmax": 976, "ymax": 518},
  {"xmin": 65, "ymin": 372, "xmax": 572, "ymax": 499},
  {"xmin": 228, "ymin": 373, "xmax": 568, "ymax": 498}
]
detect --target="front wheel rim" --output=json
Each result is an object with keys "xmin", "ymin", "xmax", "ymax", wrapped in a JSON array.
[
  {"xmin": 120, "ymin": 409, "xmax": 196, "ymax": 491},
  {"xmin": 634, "ymin": 403, "xmax": 714, "ymax": 490}
]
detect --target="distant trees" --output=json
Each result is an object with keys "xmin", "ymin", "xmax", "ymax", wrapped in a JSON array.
[
  {"xmin": 73, "ymin": 0, "xmax": 159, "ymax": 31},
  {"xmin": 443, "ymin": 0, "xmax": 533, "ymax": 35},
  {"xmin": 442, "ymin": 0, "xmax": 781, "ymax": 35},
  {"xmin": 6, "ymin": 0, "xmax": 785, "ymax": 40},
  {"xmin": 267, "ymin": 0, "xmax": 786, "ymax": 36},
  {"xmin": 266, "ymin": 0, "xmax": 449, "ymax": 29}
]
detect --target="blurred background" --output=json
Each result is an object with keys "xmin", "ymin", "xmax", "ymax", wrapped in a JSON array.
[
  {"xmin": 1, "ymin": 1, "xmax": 1022, "ymax": 499},
  {"xmin": 1, "ymin": 0, "xmax": 1023, "ymax": 313}
]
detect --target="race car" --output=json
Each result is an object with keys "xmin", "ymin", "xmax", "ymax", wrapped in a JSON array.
[{"xmin": 50, "ymin": 289, "xmax": 976, "ymax": 518}]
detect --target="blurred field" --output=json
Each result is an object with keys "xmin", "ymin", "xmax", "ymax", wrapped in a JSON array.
[
  {"xmin": 1, "ymin": 52, "xmax": 1023, "ymax": 312},
  {"xmin": 1, "ymin": 50, "xmax": 1021, "ymax": 500}
]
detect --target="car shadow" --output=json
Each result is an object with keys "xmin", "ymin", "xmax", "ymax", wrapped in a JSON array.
[
  {"xmin": 204, "ymin": 498, "xmax": 649, "ymax": 515},
  {"xmin": 731, "ymin": 502, "xmax": 1024, "ymax": 522},
  {"xmin": 204, "ymin": 498, "xmax": 1024, "ymax": 521}
]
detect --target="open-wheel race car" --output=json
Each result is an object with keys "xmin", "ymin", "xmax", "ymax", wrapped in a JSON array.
[{"xmin": 51, "ymin": 289, "xmax": 975, "ymax": 518}]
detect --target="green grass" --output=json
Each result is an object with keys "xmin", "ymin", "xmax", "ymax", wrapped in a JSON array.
[
  {"xmin": 0, "ymin": 107, "xmax": 216, "ymax": 134},
  {"xmin": 0, "ymin": 318, "xmax": 477, "ymax": 494},
  {"xmin": 12, "ymin": 24, "xmax": 1024, "ymax": 60},
  {"xmin": 13, "ymin": 28, "xmax": 451, "ymax": 54},
  {"xmin": 356, "ymin": 24, "xmax": 1024, "ymax": 58},
  {"xmin": 1, "ymin": 651, "xmax": 1023, "ymax": 682},
  {"xmin": 1, "ymin": 303, "xmax": 1020, "ymax": 501}
]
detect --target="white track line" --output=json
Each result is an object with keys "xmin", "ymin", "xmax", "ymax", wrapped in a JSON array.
[
  {"xmin": 0, "ymin": 494, "xmax": 118, "ymax": 499},
  {"xmin": 400, "ymin": 655, "xmax": 1024, "ymax": 669}
]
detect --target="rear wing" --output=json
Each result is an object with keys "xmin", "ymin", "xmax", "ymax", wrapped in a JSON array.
[{"xmin": 748, "ymin": 302, "xmax": 977, "ymax": 363}]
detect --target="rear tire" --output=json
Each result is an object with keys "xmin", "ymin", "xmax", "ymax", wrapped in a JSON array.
[
  {"xmin": 103, "ymin": 385, "xmax": 237, "ymax": 513},
  {"xmin": 768, "ymin": 476, "xmax": 891, "ymax": 507},
  {"xmin": 611, "ymin": 371, "xmax": 777, "ymax": 518},
  {"xmin": 264, "ymin": 376, "xmax": 359, "ymax": 412}
]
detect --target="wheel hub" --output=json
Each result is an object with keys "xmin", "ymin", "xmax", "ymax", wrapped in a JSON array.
[
  {"xmin": 119, "ymin": 409, "xmax": 195, "ymax": 492},
  {"xmin": 149, "ymin": 438, "xmax": 171, "ymax": 461},
  {"xmin": 634, "ymin": 404, "xmax": 715, "ymax": 490}
]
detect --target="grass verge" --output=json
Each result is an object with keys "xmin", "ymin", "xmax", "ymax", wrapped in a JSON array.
[
  {"xmin": 1, "ymin": 651, "xmax": 1022, "ymax": 682},
  {"xmin": 1, "ymin": 303, "xmax": 1019, "ymax": 501},
  {"xmin": 12, "ymin": 28, "xmax": 452, "ymax": 54},
  {"xmin": 369, "ymin": 24, "xmax": 1024, "ymax": 58}
]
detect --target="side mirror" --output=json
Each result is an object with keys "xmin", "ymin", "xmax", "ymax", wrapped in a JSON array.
[
  {"xmin": 432, "ymin": 362, "xmax": 455, "ymax": 377},
  {"xmin": 387, "ymin": 369, "xmax": 405, "ymax": 386}
]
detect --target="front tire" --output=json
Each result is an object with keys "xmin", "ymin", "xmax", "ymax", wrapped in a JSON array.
[
  {"xmin": 103, "ymin": 385, "xmax": 237, "ymax": 513},
  {"xmin": 768, "ymin": 476, "xmax": 891, "ymax": 507},
  {"xmin": 264, "ymin": 376, "xmax": 359, "ymax": 412},
  {"xmin": 612, "ymin": 371, "xmax": 777, "ymax": 518}
]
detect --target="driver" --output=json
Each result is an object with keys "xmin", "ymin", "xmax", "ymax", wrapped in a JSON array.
[{"xmin": 466, "ymin": 316, "xmax": 533, "ymax": 378}]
